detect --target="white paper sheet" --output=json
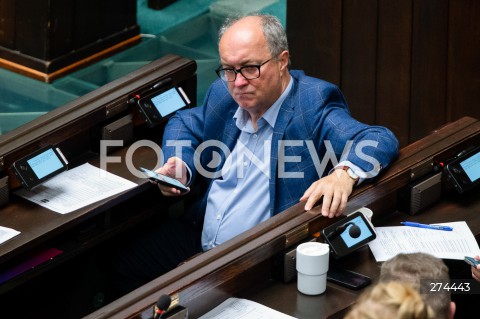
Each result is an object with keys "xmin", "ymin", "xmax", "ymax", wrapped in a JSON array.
[
  {"xmin": 15, "ymin": 163, "xmax": 138, "ymax": 214},
  {"xmin": 0, "ymin": 226, "xmax": 20, "ymax": 245},
  {"xmin": 198, "ymin": 298, "xmax": 297, "ymax": 319},
  {"xmin": 368, "ymin": 221, "xmax": 480, "ymax": 262}
]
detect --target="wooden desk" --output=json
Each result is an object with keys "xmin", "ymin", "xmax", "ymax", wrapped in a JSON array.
[
  {"xmin": 84, "ymin": 117, "xmax": 480, "ymax": 319},
  {"xmin": 0, "ymin": 54, "xmax": 197, "ymax": 317},
  {"xmin": 244, "ymin": 190, "xmax": 480, "ymax": 319},
  {"xmin": 0, "ymin": 146, "xmax": 161, "ymax": 291}
]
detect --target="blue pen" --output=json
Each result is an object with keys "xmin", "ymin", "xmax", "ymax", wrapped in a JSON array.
[{"xmin": 400, "ymin": 221, "xmax": 453, "ymax": 231}]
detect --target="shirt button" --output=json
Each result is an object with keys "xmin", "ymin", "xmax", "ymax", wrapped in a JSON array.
[
  {"xmin": 253, "ymin": 134, "xmax": 258, "ymax": 139},
  {"xmin": 243, "ymin": 161, "xmax": 248, "ymax": 166},
  {"xmin": 216, "ymin": 215, "xmax": 221, "ymax": 220}
]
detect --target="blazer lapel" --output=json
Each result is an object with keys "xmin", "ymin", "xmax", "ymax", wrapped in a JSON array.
[
  {"xmin": 269, "ymin": 91, "xmax": 296, "ymax": 215},
  {"xmin": 222, "ymin": 108, "xmax": 241, "ymax": 151}
]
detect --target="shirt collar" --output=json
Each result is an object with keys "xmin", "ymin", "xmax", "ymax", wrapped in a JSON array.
[{"xmin": 233, "ymin": 78, "xmax": 293, "ymax": 130}]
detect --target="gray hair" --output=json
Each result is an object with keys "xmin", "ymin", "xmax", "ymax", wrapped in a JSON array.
[{"xmin": 218, "ymin": 13, "xmax": 289, "ymax": 61}]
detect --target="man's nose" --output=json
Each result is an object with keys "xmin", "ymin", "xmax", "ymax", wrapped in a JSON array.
[{"xmin": 234, "ymin": 72, "xmax": 249, "ymax": 86}]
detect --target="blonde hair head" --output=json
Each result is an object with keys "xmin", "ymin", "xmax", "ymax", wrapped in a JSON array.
[{"xmin": 344, "ymin": 281, "xmax": 435, "ymax": 319}]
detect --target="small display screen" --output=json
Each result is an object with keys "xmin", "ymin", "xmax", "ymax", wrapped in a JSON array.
[
  {"xmin": 322, "ymin": 211, "xmax": 376, "ymax": 258},
  {"xmin": 27, "ymin": 148, "xmax": 65, "ymax": 179},
  {"xmin": 460, "ymin": 151, "xmax": 480, "ymax": 182},
  {"xmin": 150, "ymin": 87, "xmax": 187, "ymax": 117},
  {"xmin": 340, "ymin": 215, "xmax": 374, "ymax": 248}
]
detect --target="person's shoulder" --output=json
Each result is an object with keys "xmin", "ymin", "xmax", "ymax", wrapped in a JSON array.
[
  {"xmin": 200, "ymin": 79, "xmax": 236, "ymax": 114},
  {"xmin": 289, "ymin": 70, "xmax": 342, "ymax": 101},
  {"xmin": 290, "ymin": 70, "xmax": 337, "ymax": 87},
  {"xmin": 208, "ymin": 78, "xmax": 229, "ymax": 93},
  {"xmin": 203, "ymin": 78, "xmax": 232, "ymax": 102}
]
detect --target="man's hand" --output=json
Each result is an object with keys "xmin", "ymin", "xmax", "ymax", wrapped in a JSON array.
[
  {"xmin": 472, "ymin": 256, "xmax": 480, "ymax": 282},
  {"xmin": 155, "ymin": 157, "xmax": 189, "ymax": 196},
  {"xmin": 300, "ymin": 168, "xmax": 356, "ymax": 218}
]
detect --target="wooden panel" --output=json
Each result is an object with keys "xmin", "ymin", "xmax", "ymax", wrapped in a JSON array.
[
  {"xmin": 287, "ymin": 0, "xmax": 342, "ymax": 85},
  {"xmin": 98, "ymin": 0, "xmax": 138, "ymax": 38},
  {"xmin": 376, "ymin": 0, "xmax": 412, "ymax": 147},
  {"xmin": 0, "ymin": 0, "xmax": 139, "ymax": 78},
  {"xmin": 72, "ymin": 0, "xmax": 103, "ymax": 48},
  {"xmin": 49, "ymin": 0, "xmax": 74, "ymax": 58},
  {"xmin": 0, "ymin": 0, "xmax": 15, "ymax": 48},
  {"xmin": 15, "ymin": 0, "xmax": 49, "ymax": 58},
  {"xmin": 410, "ymin": 0, "xmax": 448, "ymax": 142},
  {"xmin": 99, "ymin": 0, "xmax": 125, "ymax": 36},
  {"xmin": 447, "ymin": 0, "xmax": 480, "ymax": 123},
  {"xmin": 341, "ymin": 0, "xmax": 378, "ymax": 124},
  {"xmin": 288, "ymin": 0, "xmax": 480, "ymax": 149}
]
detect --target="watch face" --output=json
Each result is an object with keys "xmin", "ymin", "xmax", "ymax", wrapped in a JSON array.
[
  {"xmin": 346, "ymin": 168, "xmax": 360, "ymax": 185},
  {"xmin": 348, "ymin": 168, "xmax": 358, "ymax": 179}
]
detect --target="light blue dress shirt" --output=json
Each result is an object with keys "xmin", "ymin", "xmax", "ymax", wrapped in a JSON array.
[{"xmin": 201, "ymin": 80, "xmax": 293, "ymax": 251}]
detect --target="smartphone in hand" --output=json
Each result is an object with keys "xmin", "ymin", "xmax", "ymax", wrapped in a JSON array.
[
  {"xmin": 140, "ymin": 167, "xmax": 189, "ymax": 193},
  {"xmin": 465, "ymin": 256, "xmax": 480, "ymax": 268}
]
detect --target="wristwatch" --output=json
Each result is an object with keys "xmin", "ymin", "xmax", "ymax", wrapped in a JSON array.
[{"xmin": 341, "ymin": 166, "xmax": 359, "ymax": 185}]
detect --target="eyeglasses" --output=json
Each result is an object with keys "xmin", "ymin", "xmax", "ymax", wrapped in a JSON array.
[{"xmin": 215, "ymin": 58, "xmax": 273, "ymax": 82}]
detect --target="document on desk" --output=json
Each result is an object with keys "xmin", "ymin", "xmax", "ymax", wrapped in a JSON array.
[
  {"xmin": 15, "ymin": 163, "xmax": 138, "ymax": 214},
  {"xmin": 0, "ymin": 226, "xmax": 20, "ymax": 245},
  {"xmin": 198, "ymin": 297, "xmax": 297, "ymax": 319},
  {"xmin": 368, "ymin": 221, "xmax": 480, "ymax": 262}
]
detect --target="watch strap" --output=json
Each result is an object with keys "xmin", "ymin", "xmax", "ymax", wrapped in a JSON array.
[{"xmin": 341, "ymin": 166, "xmax": 359, "ymax": 184}]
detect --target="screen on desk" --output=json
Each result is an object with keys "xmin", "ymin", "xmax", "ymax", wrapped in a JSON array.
[
  {"xmin": 27, "ymin": 148, "xmax": 65, "ymax": 179},
  {"xmin": 13, "ymin": 146, "xmax": 68, "ymax": 189},
  {"xmin": 340, "ymin": 215, "xmax": 374, "ymax": 248},
  {"xmin": 322, "ymin": 211, "xmax": 377, "ymax": 258},
  {"xmin": 460, "ymin": 151, "xmax": 480, "ymax": 182},
  {"xmin": 151, "ymin": 87, "xmax": 187, "ymax": 117}
]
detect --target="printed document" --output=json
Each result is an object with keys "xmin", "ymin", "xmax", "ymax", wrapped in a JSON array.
[
  {"xmin": 368, "ymin": 221, "xmax": 480, "ymax": 261},
  {"xmin": 0, "ymin": 226, "xmax": 20, "ymax": 245},
  {"xmin": 15, "ymin": 163, "xmax": 138, "ymax": 214},
  {"xmin": 198, "ymin": 297, "xmax": 297, "ymax": 319}
]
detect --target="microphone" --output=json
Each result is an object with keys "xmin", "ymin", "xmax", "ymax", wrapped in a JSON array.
[
  {"xmin": 153, "ymin": 294, "xmax": 171, "ymax": 319},
  {"xmin": 327, "ymin": 222, "xmax": 361, "ymax": 240},
  {"xmin": 151, "ymin": 77, "xmax": 173, "ymax": 90},
  {"xmin": 127, "ymin": 94, "xmax": 141, "ymax": 105},
  {"xmin": 127, "ymin": 77, "xmax": 173, "ymax": 105}
]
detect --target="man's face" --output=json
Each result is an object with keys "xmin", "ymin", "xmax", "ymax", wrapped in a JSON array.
[{"xmin": 218, "ymin": 17, "xmax": 288, "ymax": 116}]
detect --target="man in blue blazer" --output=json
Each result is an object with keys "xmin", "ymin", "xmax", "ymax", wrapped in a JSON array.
[
  {"xmin": 158, "ymin": 14, "xmax": 398, "ymax": 248},
  {"xmin": 111, "ymin": 13, "xmax": 398, "ymax": 294}
]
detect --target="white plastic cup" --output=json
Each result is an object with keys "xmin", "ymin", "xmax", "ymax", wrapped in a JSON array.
[
  {"xmin": 358, "ymin": 207, "xmax": 373, "ymax": 222},
  {"xmin": 296, "ymin": 242, "xmax": 330, "ymax": 295}
]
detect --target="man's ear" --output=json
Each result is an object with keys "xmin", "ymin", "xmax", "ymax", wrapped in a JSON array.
[{"xmin": 278, "ymin": 50, "xmax": 289, "ymax": 71}]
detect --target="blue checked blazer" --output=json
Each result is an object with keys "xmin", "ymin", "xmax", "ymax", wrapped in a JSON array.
[{"xmin": 162, "ymin": 70, "xmax": 398, "ymax": 222}]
